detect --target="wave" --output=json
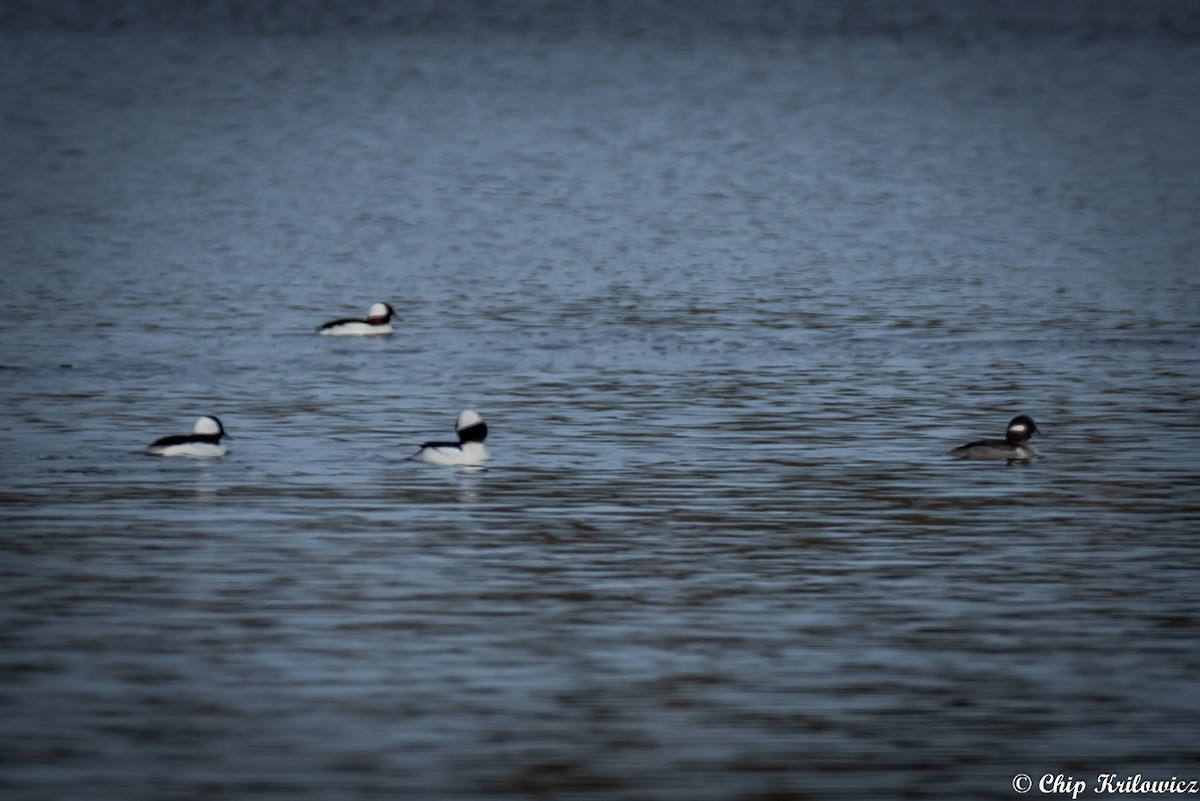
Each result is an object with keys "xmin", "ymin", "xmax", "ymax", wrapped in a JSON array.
[{"xmin": 3, "ymin": 0, "xmax": 1199, "ymax": 42}]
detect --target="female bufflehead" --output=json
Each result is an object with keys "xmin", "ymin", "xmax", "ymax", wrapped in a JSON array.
[
  {"xmin": 147, "ymin": 415, "xmax": 229, "ymax": 458},
  {"xmin": 949, "ymin": 415, "xmax": 1040, "ymax": 461},
  {"xmin": 411, "ymin": 410, "xmax": 490, "ymax": 466},
  {"xmin": 317, "ymin": 302, "xmax": 395, "ymax": 336}
]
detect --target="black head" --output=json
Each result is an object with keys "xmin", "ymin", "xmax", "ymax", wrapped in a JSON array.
[
  {"xmin": 1005, "ymin": 415, "xmax": 1038, "ymax": 444},
  {"xmin": 192, "ymin": 415, "xmax": 229, "ymax": 441},
  {"xmin": 457, "ymin": 421, "xmax": 488, "ymax": 444},
  {"xmin": 367, "ymin": 303, "xmax": 395, "ymax": 324},
  {"xmin": 453, "ymin": 410, "xmax": 487, "ymax": 443}
]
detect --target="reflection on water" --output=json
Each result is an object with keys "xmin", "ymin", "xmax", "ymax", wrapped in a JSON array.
[{"xmin": 1, "ymin": 5, "xmax": 1199, "ymax": 800}]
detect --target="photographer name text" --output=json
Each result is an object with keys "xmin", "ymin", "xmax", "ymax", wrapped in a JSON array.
[{"xmin": 1012, "ymin": 773, "xmax": 1200, "ymax": 798}]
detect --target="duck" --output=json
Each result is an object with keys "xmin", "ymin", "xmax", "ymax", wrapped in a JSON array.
[
  {"xmin": 411, "ymin": 410, "xmax": 490, "ymax": 466},
  {"xmin": 317, "ymin": 302, "xmax": 395, "ymax": 336},
  {"xmin": 949, "ymin": 415, "xmax": 1040, "ymax": 460},
  {"xmin": 147, "ymin": 415, "xmax": 229, "ymax": 458}
]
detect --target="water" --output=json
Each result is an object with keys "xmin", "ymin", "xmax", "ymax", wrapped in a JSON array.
[{"xmin": 2, "ymin": 3, "xmax": 1199, "ymax": 799}]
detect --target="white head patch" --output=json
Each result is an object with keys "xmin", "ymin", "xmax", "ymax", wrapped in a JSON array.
[
  {"xmin": 194, "ymin": 416, "xmax": 222, "ymax": 435},
  {"xmin": 368, "ymin": 302, "xmax": 390, "ymax": 318},
  {"xmin": 1008, "ymin": 423, "xmax": 1028, "ymax": 434},
  {"xmin": 456, "ymin": 410, "xmax": 483, "ymax": 431}
]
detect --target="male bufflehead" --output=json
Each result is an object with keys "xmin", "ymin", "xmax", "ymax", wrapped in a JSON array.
[
  {"xmin": 147, "ymin": 415, "xmax": 229, "ymax": 458},
  {"xmin": 411, "ymin": 410, "xmax": 490, "ymax": 466},
  {"xmin": 317, "ymin": 302, "xmax": 395, "ymax": 336},
  {"xmin": 949, "ymin": 415, "xmax": 1040, "ymax": 461}
]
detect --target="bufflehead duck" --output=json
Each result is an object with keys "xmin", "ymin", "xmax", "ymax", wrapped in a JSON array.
[
  {"xmin": 317, "ymin": 302, "xmax": 395, "ymax": 336},
  {"xmin": 949, "ymin": 415, "xmax": 1040, "ymax": 461},
  {"xmin": 411, "ymin": 410, "xmax": 490, "ymax": 466},
  {"xmin": 147, "ymin": 415, "xmax": 229, "ymax": 458}
]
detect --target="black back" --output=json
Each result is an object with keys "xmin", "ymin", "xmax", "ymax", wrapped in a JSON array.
[
  {"xmin": 149, "ymin": 432, "xmax": 222, "ymax": 448},
  {"xmin": 318, "ymin": 317, "xmax": 363, "ymax": 331},
  {"xmin": 956, "ymin": 437, "xmax": 1006, "ymax": 450},
  {"xmin": 419, "ymin": 440, "xmax": 462, "ymax": 450}
]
